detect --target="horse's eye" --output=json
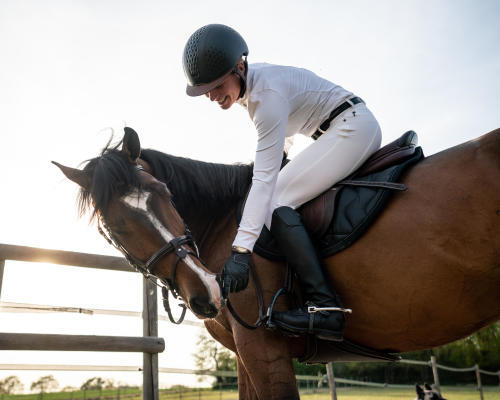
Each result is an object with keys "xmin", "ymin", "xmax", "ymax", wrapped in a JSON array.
[{"xmin": 106, "ymin": 219, "xmax": 129, "ymax": 235}]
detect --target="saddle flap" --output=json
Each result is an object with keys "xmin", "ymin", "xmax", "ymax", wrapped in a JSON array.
[
  {"xmin": 299, "ymin": 335, "xmax": 400, "ymax": 364},
  {"xmin": 299, "ymin": 187, "xmax": 341, "ymax": 238},
  {"xmin": 298, "ymin": 131, "xmax": 418, "ymax": 237}
]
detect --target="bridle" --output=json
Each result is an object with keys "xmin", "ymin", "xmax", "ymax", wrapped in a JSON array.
[
  {"xmin": 97, "ymin": 208, "xmax": 201, "ymax": 325},
  {"xmin": 98, "ymin": 209, "xmax": 269, "ymax": 330},
  {"xmin": 95, "ymin": 166, "xmax": 269, "ymax": 330}
]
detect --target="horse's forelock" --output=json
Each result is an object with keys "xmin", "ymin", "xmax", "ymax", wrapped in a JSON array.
[{"xmin": 78, "ymin": 148, "xmax": 142, "ymax": 221}]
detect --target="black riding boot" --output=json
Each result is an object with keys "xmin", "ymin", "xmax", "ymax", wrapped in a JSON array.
[{"xmin": 270, "ymin": 206, "xmax": 348, "ymax": 341}]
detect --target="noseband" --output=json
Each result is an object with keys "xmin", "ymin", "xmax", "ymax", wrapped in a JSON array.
[{"xmin": 97, "ymin": 216, "xmax": 200, "ymax": 324}]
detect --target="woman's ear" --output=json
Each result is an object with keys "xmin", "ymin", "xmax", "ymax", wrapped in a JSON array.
[{"xmin": 237, "ymin": 59, "xmax": 246, "ymax": 73}]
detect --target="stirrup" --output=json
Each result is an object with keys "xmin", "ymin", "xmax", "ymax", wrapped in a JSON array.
[{"xmin": 307, "ymin": 305, "xmax": 352, "ymax": 314}]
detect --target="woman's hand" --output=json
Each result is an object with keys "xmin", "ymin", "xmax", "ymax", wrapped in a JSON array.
[{"xmin": 220, "ymin": 249, "xmax": 251, "ymax": 297}]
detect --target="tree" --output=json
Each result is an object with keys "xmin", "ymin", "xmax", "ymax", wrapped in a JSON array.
[
  {"xmin": 80, "ymin": 377, "xmax": 110, "ymax": 391},
  {"xmin": 30, "ymin": 375, "xmax": 58, "ymax": 394},
  {"xmin": 193, "ymin": 330, "xmax": 237, "ymax": 388},
  {"xmin": 0, "ymin": 375, "xmax": 24, "ymax": 394},
  {"xmin": 104, "ymin": 378, "xmax": 115, "ymax": 389}
]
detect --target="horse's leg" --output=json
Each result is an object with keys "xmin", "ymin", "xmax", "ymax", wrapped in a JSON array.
[
  {"xmin": 205, "ymin": 319, "xmax": 261, "ymax": 399},
  {"xmin": 237, "ymin": 356, "xmax": 260, "ymax": 400},
  {"xmin": 203, "ymin": 218, "xmax": 302, "ymax": 399},
  {"xmin": 204, "ymin": 319, "xmax": 237, "ymax": 352},
  {"xmin": 230, "ymin": 321, "xmax": 299, "ymax": 400}
]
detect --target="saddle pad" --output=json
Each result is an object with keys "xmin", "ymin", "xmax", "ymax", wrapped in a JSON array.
[
  {"xmin": 299, "ymin": 335, "xmax": 400, "ymax": 364},
  {"xmin": 251, "ymin": 147, "xmax": 424, "ymax": 260}
]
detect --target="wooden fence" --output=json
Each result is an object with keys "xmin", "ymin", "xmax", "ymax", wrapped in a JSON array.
[{"xmin": 0, "ymin": 243, "xmax": 163, "ymax": 400}]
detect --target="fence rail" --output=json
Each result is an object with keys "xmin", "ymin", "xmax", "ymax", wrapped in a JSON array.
[
  {"xmin": 0, "ymin": 243, "xmax": 160, "ymax": 400},
  {"xmin": 0, "ymin": 243, "xmax": 133, "ymax": 272},
  {"xmin": 0, "ymin": 332, "xmax": 164, "ymax": 353},
  {"xmin": 0, "ymin": 301, "xmax": 204, "ymax": 327}
]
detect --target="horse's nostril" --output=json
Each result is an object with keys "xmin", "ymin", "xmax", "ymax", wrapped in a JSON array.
[{"xmin": 190, "ymin": 297, "xmax": 218, "ymax": 318}]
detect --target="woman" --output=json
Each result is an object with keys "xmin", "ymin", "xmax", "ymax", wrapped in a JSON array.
[{"xmin": 183, "ymin": 24, "xmax": 381, "ymax": 341}]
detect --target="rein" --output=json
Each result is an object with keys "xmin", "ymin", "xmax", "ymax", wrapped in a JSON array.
[
  {"xmin": 224, "ymin": 261, "xmax": 267, "ymax": 330},
  {"xmin": 97, "ymin": 217, "xmax": 200, "ymax": 324},
  {"xmin": 99, "ymin": 215, "xmax": 292, "ymax": 330}
]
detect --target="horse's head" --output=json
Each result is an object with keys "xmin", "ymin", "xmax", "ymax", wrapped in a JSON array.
[
  {"xmin": 53, "ymin": 127, "xmax": 222, "ymax": 319},
  {"xmin": 415, "ymin": 384, "xmax": 446, "ymax": 400}
]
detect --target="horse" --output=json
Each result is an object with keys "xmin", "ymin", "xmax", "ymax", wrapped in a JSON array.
[{"xmin": 53, "ymin": 127, "xmax": 500, "ymax": 399}]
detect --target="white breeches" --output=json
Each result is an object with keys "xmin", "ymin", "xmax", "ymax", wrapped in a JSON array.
[{"xmin": 265, "ymin": 102, "xmax": 382, "ymax": 228}]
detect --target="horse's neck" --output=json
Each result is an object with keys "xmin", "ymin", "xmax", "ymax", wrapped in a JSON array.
[{"xmin": 185, "ymin": 208, "xmax": 237, "ymax": 274}]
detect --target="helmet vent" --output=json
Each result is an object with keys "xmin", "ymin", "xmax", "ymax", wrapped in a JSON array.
[
  {"xmin": 205, "ymin": 46, "xmax": 227, "ymax": 75},
  {"xmin": 184, "ymin": 25, "xmax": 209, "ymax": 79}
]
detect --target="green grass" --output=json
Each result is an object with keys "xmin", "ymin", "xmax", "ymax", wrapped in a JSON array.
[
  {"xmin": 0, "ymin": 387, "xmax": 141, "ymax": 400},
  {"xmin": 301, "ymin": 386, "xmax": 500, "ymax": 400},
  {"xmin": 3, "ymin": 386, "xmax": 500, "ymax": 399}
]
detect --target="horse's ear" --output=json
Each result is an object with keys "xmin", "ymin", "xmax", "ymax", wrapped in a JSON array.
[
  {"xmin": 52, "ymin": 161, "xmax": 91, "ymax": 190},
  {"xmin": 122, "ymin": 126, "xmax": 141, "ymax": 163}
]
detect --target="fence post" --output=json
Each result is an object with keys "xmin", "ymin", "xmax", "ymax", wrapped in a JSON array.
[
  {"xmin": 475, "ymin": 364, "xmax": 484, "ymax": 400},
  {"xmin": 143, "ymin": 277, "xmax": 159, "ymax": 400},
  {"xmin": 430, "ymin": 355, "xmax": 441, "ymax": 395},
  {"xmin": 326, "ymin": 362, "xmax": 338, "ymax": 400},
  {"xmin": 0, "ymin": 259, "xmax": 5, "ymax": 300}
]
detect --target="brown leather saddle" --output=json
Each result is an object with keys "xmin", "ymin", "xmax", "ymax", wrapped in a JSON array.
[{"xmin": 299, "ymin": 130, "xmax": 418, "ymax": 237}]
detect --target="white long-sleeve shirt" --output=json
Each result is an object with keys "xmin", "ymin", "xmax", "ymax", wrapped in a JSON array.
[{"xmin": 233, "ymin": 63, "xmax": 353, "ymax": 250}]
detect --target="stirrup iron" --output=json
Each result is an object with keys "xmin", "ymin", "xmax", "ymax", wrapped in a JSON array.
[{"xmin": 307, "ymin": 305, "xmax": 352, "ymax": 314}]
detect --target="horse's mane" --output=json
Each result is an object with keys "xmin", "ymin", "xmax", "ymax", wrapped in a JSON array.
[
  {"xmin": 140, "ymin": 149, "xmax": 252, "ymax": 222},
  {"xmin": 78, "ymin": 144, "xmax": 253, "ymax": 224}
]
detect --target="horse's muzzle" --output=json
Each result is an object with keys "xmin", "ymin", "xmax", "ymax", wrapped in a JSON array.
[{"xmin": 189, "ymin": 296, "xmax": 219, "ymax": 318}]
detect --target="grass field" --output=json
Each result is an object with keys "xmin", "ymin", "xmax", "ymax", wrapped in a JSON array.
[
  {"xmin": 3, "ymin": 386, "xmax": 500, "ymax": 399},
  {"xmin": 301, "ymin": 386, "xmax": 500, "ymax": 400}
]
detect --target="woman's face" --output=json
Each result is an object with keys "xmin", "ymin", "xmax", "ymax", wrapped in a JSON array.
[
  {"xmin": 205, "ymin": 74, "xmax": 241, "ymax": 110},
  {"xmin": 205, "ymin": 61, "xmax": 244, "ymax": 110}
]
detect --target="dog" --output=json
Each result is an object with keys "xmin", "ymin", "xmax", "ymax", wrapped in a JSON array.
[{"xmin": 415, "ymin": 383, "xmax": 447, "ymax": 400}]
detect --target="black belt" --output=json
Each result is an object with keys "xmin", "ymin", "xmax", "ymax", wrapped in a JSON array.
[{"xmin": 312, "ymin": 97, "xmax": 365, "ymax": 140}]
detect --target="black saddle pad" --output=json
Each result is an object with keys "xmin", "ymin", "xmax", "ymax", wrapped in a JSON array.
[
  {"xmin": 299, "ymin": 335, "xmax": 400, "ymax": 364},
  {"xmin": 251, "ymin": 147, "xmax": 424, "ymax": 261}
]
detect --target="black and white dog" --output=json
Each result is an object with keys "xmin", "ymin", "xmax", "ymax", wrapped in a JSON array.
[{"xmin": 415, "ymin": 383, "xmax": 447, "ymax": 400}]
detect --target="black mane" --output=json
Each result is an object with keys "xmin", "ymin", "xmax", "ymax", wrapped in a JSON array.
[
  {"xmin": 79, "ymin": 145, "xmax": 253, "ymax": 224},
  {"xmin": 140, "ymin": 149, "xmax": 252, "ymax": 222},
  {"xmin": 78, "ymin": 146, "xmax": 142, "ymax": 219}
]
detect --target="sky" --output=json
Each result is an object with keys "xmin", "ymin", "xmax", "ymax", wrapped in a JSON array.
[{"xmin": 1, "ymin": 0, "xmax": 500, "ymax": 393}]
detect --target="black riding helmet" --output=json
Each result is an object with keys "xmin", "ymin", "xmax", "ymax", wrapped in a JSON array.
[{"xmin": 183, "ymin": 24, "xmax": 248, "ymax": 97}]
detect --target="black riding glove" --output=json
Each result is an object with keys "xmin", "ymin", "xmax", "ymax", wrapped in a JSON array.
[{"xmin": 220, "ymin": 250, "xmax": 251, "ymax": 298}]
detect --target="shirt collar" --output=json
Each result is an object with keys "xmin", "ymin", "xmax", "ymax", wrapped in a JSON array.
[{"xmin": 236, "ymin": 67, "xmax": 252, "ymax": 108}]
